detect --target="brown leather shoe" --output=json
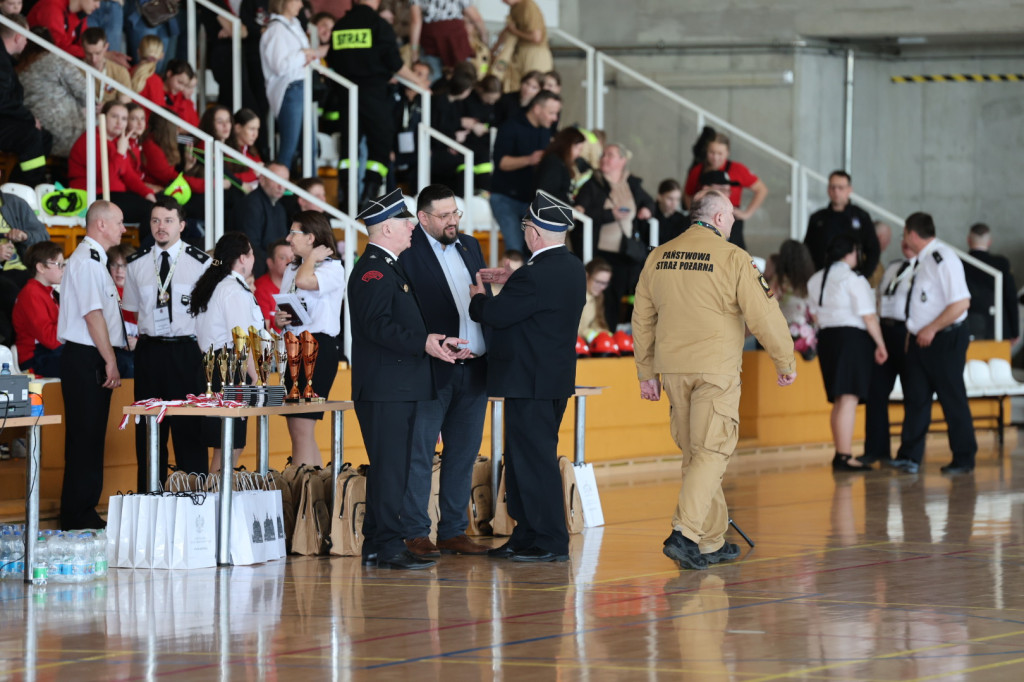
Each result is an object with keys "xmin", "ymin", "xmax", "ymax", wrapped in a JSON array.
[
  {"xmin": 405, "ymin": 537, "xmax": 441, "ymax": 557},
  {"xmin": 436, "ymin": 534, "xmax": 489, "ymax": 555}
]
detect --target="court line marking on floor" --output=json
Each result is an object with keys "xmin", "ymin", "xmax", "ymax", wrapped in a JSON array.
[
  {"xmin": 3, "ymin": 653, "xmax": 117, "ymax": 676},
  {"xmin": 901, "ymin": 655, "xmax": 1024, "ymax": 681},
  {"xmin": 745, "ymin": 628, "xmax": 1024, "ymax": 682},
  {"xmin": 359, "ymin": 592, "xmax": 820, "ymax": 670}
]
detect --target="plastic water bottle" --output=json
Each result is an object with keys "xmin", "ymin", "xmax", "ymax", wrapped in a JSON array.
[
  {"xmin": 0, "ymin": 531, "xmax": 12, "ymax": 580},
  {"xmin": 11, "ymin": 531, "xmax": 25, "ymax": 578},
  {"xmin": 31, "ymin": 535, "xmax": 48, "ymax": 586},
  {"xmin": 71, "ymin": 535, "xmax": 91, "ymax": 582},
  {"xmin": 52, "ymin": 534, "xmax": 71, "ymax": 583},
  {"xmin": 0, "ymin": 363, "xmax": 11, "ymax": 375},
  {"xmin": 93, "ymin": 530, "xmax": 108, "ymax": 578}
]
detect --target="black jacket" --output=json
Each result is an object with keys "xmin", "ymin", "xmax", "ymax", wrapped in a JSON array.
[
  {"xmin": 348, "ymin": 243, "xmax": 434, "ymax": 402},
  {"xmin": 804, "ymin": 203, "xmax": 879, "ymax": 277},
  {"xmin": 469, "ymin": 246, "xmax": 585, "ymax": 399},
  {"xmin": 399, "ymin": 226, "xmax": 490, "ymax": 388},
  {"xmin": 964, "ymin": 249, "xmax": 1019, "ymax": 339},
  {"xmin": 233, "ymin": 186, "xmax": 288, "ymax": 278},
  {"xmin": 574, "ymin": 173, "xmax": 656, "ymax": 255},
  {"xmin": 0, "ymin": 40, "xmax": 32, "ymax": 123},
  {"xmin": 534, "ymin": 154, "xmax": 574, "ymax": 205}
]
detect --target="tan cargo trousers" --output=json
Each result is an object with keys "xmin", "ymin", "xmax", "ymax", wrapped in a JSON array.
[{"xmin": 662, "ymin": 373, "xmax": 741, "ymax": 554}]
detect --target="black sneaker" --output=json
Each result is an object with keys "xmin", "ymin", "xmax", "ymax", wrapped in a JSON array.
[
  {"xmin": 703, "ymin": 542, "xmax": 741, "ymax": 564},
  {"xmin": 662, "ymin": 530, "xmax": 708, "ymax": 570}
]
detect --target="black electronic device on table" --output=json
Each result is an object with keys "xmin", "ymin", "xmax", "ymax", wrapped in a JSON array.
[{"xmin": 0, "ymin": 375, "xmax": 31, "ymax": 418}]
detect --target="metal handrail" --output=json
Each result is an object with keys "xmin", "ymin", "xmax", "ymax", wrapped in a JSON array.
[
  {"xmin": 549, "ymin": 27, "xmax": 596, "ymax": 130},
  {"xmin": 0, "ymin": 14, "xmax": 216, "ymax": 245},
  {"xmin": 214, "ymin": 144, "xmax": 365, "ymax": 357},
  {"xmin": 394, "ymin": 75, "xmax": 432, "ymax": 194},
  {"xmin": 187, "ymin": 0, "xmax": 242, "ymax": 113},
  {"xmin": 310, "ymin": 63, "xmax": 359, "ymax": 217}
]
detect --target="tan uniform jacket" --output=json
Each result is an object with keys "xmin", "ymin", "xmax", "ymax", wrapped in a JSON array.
[
  {"xmin": 632, "ymin": 224, "xmax": 795, "ymax": 379},
  {"xmin": 95, "ymin": 59, "xmax": 132, "ymax": 104}
]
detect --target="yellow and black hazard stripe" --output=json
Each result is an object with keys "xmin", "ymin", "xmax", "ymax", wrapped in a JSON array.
[{"xmin": 892, "ymin": 73, "xmax": 1024, "ymax": 83}]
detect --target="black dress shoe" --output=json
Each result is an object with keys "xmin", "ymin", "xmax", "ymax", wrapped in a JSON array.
[
  {"xmin": 940, "ymin": 463, "xmax": 974, "ymax": 476},
  {"xmin": 510, "ymin": 547, "xmax": 569, "ymax": 563},
  {"xmin": 832, "ymin": 453, "xmax": 870, "ymax": 472},
  {"xmin": 377, "ymin": 550, "xmax": 436, "ymax": 570},
  {"xmin": 890, "ymin": 459, "xmax": 920, "ymax": 474},
  {"xmin": 362, "ymin": 552, "xmax": 378, "ymax": 567},
  {"xmin": 487, "ymin": 542, "xmax": 519, "ymax": 558}
]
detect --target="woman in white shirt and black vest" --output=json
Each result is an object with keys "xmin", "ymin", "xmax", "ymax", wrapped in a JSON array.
[
  {"xmin": 275, "ymin": 210, "xmax": 346, "ymax": 467},
  {"xmin": 808, "ymin": 234, "xmax": 888, "ymax": 471}
]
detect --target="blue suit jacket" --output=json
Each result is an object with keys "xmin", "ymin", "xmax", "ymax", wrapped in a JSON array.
[{"xmin": 399, "ymin": 226, "xmax": 490, "ymax": 388}]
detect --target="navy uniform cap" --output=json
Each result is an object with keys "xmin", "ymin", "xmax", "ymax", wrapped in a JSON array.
[
  {"xmin": 526, "ymin": 191, "xmax": 574, "ymax": 232},
  {"xmin": 355, "ymin": 187, "xmax": 415, "ymax": 226}
]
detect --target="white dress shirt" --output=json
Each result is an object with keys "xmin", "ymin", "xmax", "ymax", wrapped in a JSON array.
[
  {"xmin": 425, "ymin": 231, "xmax": 486, "ymax": 356},
  {"xmin": 57, "ymin": 236, "xmax": 126, "ymax": 347},
  {"xmin": 122, "ymin": 239, "xmax": 211, "ymax": 337},
  {"xmin": 260, "ymin": 14, "xmax": 310, "ymax": 117},
  {"xmin": 807, "ymin": 261, "xmax": 876, "ymax": 330},
  {"xmin": 905, "ymin": 238, "xmax": 971, "ymax": 334},
  {"xmin": 194, "ymin": 272, "xmax": 264, "ymax": 351},
  {"xmin": 878, "ymin": 258, "xmax": 912, "ymax": 321},
  {"xmin": 279, "ymin": 259, "xmax": 346, "ymax": 337}
]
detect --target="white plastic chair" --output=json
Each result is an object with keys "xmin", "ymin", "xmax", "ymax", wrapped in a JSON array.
[
  {"xmin": 0, "ymin": 345, "xmax": 14, "ymax": 373},
  {"xmin": 1, "ymin": 182, "xmax": 40, "ymax": 213},
  {"xmin": 316, "ymin": 132, "xmax": 339, "ymax": 169},
  {"xmin": 988, "ymin": 358, "xmax": 1024, "ymax": 392},
  {"xmin": 890, "ymin": 375, "xmax": 904, "ymax": 401},
  {"xmin": 966, "ymin": 359, "xmax": 997, "ymax": 396},
  {"xmin": 466, "ymin": 194, "xmax": 495, "ymax": 233}
]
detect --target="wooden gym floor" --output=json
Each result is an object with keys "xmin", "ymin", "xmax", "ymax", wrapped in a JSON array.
[{"xmin": 2, "ymin": 434, "xmax": 1024, "ymax": 681}]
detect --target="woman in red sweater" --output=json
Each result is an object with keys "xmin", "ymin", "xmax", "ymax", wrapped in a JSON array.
[
  {"xmin": 225, "ymin": 108, "xmax": 263, "ymax": 191},
  {"xmin": 68, "ymin": 101, "xmax": 156, "ymax": 225},
  {"xmin": 12, "ymin": 241, "xmax": 64, "ymax": 377},
  {"xmin": 139, "ymin": 59, "xmax": 201, "ymax": 129}
]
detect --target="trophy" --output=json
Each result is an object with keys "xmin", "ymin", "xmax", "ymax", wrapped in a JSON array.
[
  {"xmin": 284, "ymin": 331, "xmax": 302, "ymax": 402},
  {"xmin": 232, "ymin": 326, "xmax": 249, "ymax": 385},
  {"xmin": 247, "ymin": 326, "xmax": 265, "ymax": 386},
  {"xmin": 258, "ymin": 328, "xmax": 275, "ymax": 386},
  {"xmin": 269, "ymin": 330, "xmax": 285, "ymax": 384},
  {"xmin": 216, "ymin": 347, "xmax": 228, "ymax": 394},
  {"xmin": 299, "ymin": 330, "xmax": 320, "ymax": 401},
  {"xmin": 225, "ymin": 345, "xmax": 237, "ymax": 387},
  {"xmin": 203, "ymin": 345, "xmax": 215, "ymax": 397}
]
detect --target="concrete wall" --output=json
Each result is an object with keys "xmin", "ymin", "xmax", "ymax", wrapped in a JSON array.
[{"xmin": 551, "ymin": 1, "xmax": 1024, "ymax": 280}]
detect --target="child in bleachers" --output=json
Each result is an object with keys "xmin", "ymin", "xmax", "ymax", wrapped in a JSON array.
[
  {"xmin": 138, "ymin": 59, "xmax": 200, "ymax": 128},
  {"xmin": 130, "ymin": 35, "xmax": 165, "ymax": 95},
  {"xmin": 11, "ymin": 241, "xmax": 63, "ymax": 377}
]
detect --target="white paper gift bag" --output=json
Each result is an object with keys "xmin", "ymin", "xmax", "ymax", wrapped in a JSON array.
[
  {"xmin": 152, "ymin": 494, "xmax": 178, "ymax": 570},
  {"xmin": 573, "ymin": 462, "xmax": 605, "ymax": 528},
  {"xmin": 116, "ymin": 494, "xmax": 140, "ymax": 568},
  {"xmin": 171, "ymin": 492, "xmax": 217, "ymax": 569},
  {"xmin": 133, "ymin": 495, "xmax": 160, "ymax": 569}
]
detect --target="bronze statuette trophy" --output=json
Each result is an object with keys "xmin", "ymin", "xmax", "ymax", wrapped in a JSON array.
[
  {"xmin": 284, "ymin": 331, "xmax": 302, "ymax": 402},
  {"xmin": 299, "ymin": 330, "xmax": 321, "ymax": 401}
]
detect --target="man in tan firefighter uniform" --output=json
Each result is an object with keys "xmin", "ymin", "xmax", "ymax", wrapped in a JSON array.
[{"xmin": 632, "ymin": 189, "xmax": 797, "ymax": 570}]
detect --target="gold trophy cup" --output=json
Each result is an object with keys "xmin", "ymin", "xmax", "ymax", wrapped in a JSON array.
[
  {"xmin": 203, "ymin": 345, "xmax": 215, "ymax": 397},
  {"xmin": 216, "ymin": 347, "xmax": 228, "ymax": 394}
]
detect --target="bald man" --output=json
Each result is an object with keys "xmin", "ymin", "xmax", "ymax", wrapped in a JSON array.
[{"xmin": 56, "ymin": 201, "xmax": 127, "ymax": 530}]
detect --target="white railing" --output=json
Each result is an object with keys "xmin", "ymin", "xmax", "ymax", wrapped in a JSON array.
[
  {"xmin": 0, "ymin": 14, "xmax": 216, "ymax": 246},
  {"xmin": 310, "ymin": 63, "xmax": 358, "ymax": 218},
  {"xmin": 549, "ymin": 27, "xmax": 596, "ymax": 130},
  {"xmin": 187, "ymin": 0, "xmax": 242, "ymax": 113}
]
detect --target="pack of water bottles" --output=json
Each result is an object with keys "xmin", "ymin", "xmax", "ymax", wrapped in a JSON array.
[{"xmin": 0, "ymin": 524, "xmax": 109, "ymax": 586}]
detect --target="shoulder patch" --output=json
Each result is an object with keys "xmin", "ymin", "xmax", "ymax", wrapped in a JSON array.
[
  {"xmin": 933, "ymin": 251, "xmax": 943, "ymax": 264},
  {"xmin": 186, "ymin": 244, "xmax": 211, "ymax": 263},
  {"xmin": 361, "ymin": 270, "xmax": 384, "ymax": 282},
  {"xmin": 126, "ymin": 246, "xmax": 151, "ymax": 264},
  {"xmin": 758, "ymin": 273, "xmax": 774, "ymax": 298},
  {"xmin": 89, "ymin": 249, "xmax": 102, "ymax": 262}
]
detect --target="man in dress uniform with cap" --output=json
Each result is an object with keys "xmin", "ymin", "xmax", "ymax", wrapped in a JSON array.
[
  {"xmin": 349, "ymin": 187, "xmax": 462, "ymax": 570},
  {"xmin": 632, "ymin": 189, "xmax": 796, "ymax": 570},
  {"xmin": 56, "ymin": 200, "xmax": 127, "ymax": 530},
  {"xmin": 122, "ymin": 198, "xmax": 211, "ymax": 491},
  {"xmin": 468, "ymin": 191, "xmax": 586, "ymax": 563},
  {"xmin": 398, "ymin": 184, "xmax": 492, "ymax": 558},
  {"xmin": 860, "ymin": 237, "xmax": 914, "ymax": 467},
  {"xmin": 326, "ymin": 0, "xmax": 420, "ymax": 208},
  {"xmin": 891, "ymin": 212, "xmax": 977, "ymax": 476}
]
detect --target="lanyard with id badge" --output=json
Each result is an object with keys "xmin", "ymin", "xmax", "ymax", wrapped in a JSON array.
[{"xmin": 154, "ymin": 249, "xmax": 181, "ymax": 336}]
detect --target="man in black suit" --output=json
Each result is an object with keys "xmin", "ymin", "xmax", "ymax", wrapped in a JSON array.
[
  {"xmin": 964, "ymin": 222, "xmax": 1019, "ymax": 342},
  {"xmin": 399, "ymin": 185, "xmax": 492, "ymax": 558},
  {"xmin": 232, "ymin": 163, "xmax": 289, "ymax": 278},
  {"xmin": 349, "ymin": 188, "xmax": 463, "ymax": 570},
  {"xmin": 803, "ymin": 170, "xmax": 879, "ymax": 278},
  {"xmin": 469, "ymin": 192, "xmax": 586, "ymax": 562}
]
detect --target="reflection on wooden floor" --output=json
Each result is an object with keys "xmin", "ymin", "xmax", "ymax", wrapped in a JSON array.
[{"xmin": 3, "ymin": 435, "xmax": 1024, "ymax": 680}]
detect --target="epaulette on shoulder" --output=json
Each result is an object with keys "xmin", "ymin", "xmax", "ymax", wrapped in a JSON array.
[
  {"xmin": 933, "ymin": 251, "xmax": 943, "ymax": 264},
  {"xmin": 89, "ymin": 249, "xmax": 102, "ymax": 262},
  {"xmin": 186, "ymin": 244, "xmax": 211, "ymax": 263},
  {"xmin": 126, "ymin": 246, "xmax": 151, "ymax": 264}
]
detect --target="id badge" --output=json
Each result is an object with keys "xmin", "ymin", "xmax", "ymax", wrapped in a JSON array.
[
  {"xmin": 154, "ymin": 303, "xmax": 172, "ymax": 336},
  {"xmin": 398, "ymin": 131, "xmax": 415, "ymax": 154}
]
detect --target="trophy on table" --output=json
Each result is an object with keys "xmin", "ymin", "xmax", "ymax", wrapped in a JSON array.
[
  {"xmin": 268, "ymin": 329, "xmax": 285, "ymax": 384},
  {"xmin": 246, "ymin": 326, "xmax": 265, "ymax": 386},
  {"xmin": 223, "ymin": 326, "xmax": 251, "ymax": 403},
  {"xmin": 299, "ymin": 330, "xmax": 321, "ymax": 402},
  {"xmin": 203, "ymin": 345, "xmax": 215, "ymax": 397},
  {"xmin": 284, "ymin": 331, "xmax": 302, "ymax": 402},
  {"xmin": 216, "ymin": 347, "xmax": 228, "ymax": 394}
]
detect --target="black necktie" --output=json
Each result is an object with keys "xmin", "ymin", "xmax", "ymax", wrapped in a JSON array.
[
  {"xmin": 160, "ymin": 251, "xmax": 172, "ymax": 322},
  {"xmin": 904, "ymin": 261, "xmax": 919, "ymax": 319},
  {"xmin": 886, "ymin": 261, "xmax": 911, "ymax": 297}
]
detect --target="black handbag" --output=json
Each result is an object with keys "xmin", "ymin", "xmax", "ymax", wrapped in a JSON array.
[
  {"xmin": 619, "ymin": 222, "xmax": 651, "ymax": 263},
  {"xmin": 139, "ymin": 0, "xmax": 181, "ymax": 28}
]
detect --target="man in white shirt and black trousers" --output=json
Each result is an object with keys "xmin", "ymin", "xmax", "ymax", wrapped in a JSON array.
[
  {"xmin": 122, "ymin": 197, "xmax": 212, "ymax": 491},
  {"xmin": 56, "ymin": 201, "xmax": 127, "ymax": 530},
  {"xmin": 891, "ymin": 212, "xmax": 978, "ymax": 476}
]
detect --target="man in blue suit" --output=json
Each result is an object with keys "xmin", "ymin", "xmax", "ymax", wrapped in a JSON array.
[
  {"xmin": 398, "ymin": 185, "xmax": 492, "ymax": 557},
  {"xmin": 469, "ymin": 192, "xmax": 586, "ymax": 562}
]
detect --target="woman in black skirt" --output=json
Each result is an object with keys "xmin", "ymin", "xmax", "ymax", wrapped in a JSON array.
[
  {"xmin": 807, "ymin": 234, "xmax": 888, "ymax": 471},
  {"xmin": 274, "ymin": 211, "xmax": 345, "ymax": 467}
]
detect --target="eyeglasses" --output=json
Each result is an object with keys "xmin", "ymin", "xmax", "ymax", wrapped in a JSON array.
[
  {"xmin": 424, "ymin": 209, "xmax": 463, "ymax": 221},
  {"xmin": 287, "ymin": 230, "xmax": 307, "ymax": 236},
  {"xmin": 520, "ymin": 219, "xmax": 533, "ymax": 232},
  {"xmin": 46, "ymin": 261, "xmax": 67, "ymax": 270}
]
